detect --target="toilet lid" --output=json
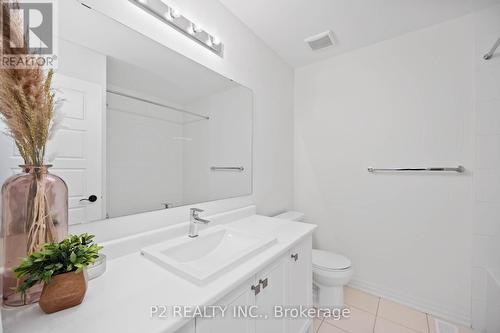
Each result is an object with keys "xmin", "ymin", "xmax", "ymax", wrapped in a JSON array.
[{"xmin": 312, "ymin": 249, "xmax": 352, "ymax": 271}]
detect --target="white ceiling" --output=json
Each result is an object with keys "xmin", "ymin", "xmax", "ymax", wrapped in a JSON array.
[{"xmin": 218, "ymin": 0, "xmax": 500, "ymax": 67}]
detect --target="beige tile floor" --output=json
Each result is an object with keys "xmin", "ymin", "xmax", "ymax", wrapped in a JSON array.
[{"xmin": 314, "ymin": 287, "xmax": 475, "ymax": 333}]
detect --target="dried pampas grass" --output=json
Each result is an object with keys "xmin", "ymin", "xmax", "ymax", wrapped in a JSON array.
[
  {"xmin": 1, "ymin": 1, "xmax": 60, "ymax": 253},
  {"xmin": 0, "ymin": 1, "xmax": 57, "ymax": 166}
]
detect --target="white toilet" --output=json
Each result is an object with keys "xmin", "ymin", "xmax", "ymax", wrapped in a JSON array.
[
  {"xmin": 312, "ymin": 249, "xmax": 353, "ymax": 309},
  {"xmin": 274, "ymin": 211, "xmax": 354, "ymax": 309}
]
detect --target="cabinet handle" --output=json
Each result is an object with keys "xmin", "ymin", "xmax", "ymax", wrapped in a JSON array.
[
  {"xmin": 251, "ymin": 284, "xmax": 261, "ymax": 295},
  {"xmin": 259, "ymin": 278, "xmax": 268, "ymax": 289},
  {"xmin": 291, "ymin": 253, "xmax": 299, "ymax": 261}
]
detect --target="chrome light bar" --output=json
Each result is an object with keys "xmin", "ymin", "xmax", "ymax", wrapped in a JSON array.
[{"xmin": 130, "ymin": 0, "xmax": 224, "ymax": 57}]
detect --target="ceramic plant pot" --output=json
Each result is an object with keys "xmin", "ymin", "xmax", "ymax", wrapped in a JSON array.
[{"xmin": 39, "ymin": 271, "xmax": 87, "ymax": 314}]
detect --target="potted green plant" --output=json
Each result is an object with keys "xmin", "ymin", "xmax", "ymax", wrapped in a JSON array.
[{"xmin": 13, "ymin": 234, "xmax": 103, "ymax": 314}]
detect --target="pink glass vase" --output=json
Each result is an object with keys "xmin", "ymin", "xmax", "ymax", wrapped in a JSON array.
[{"xmin": 1, "ymin": 165, "xmax": 68, "ymax": 306}]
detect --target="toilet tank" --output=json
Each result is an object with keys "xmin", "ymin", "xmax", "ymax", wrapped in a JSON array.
[{"xmin": 274, "ymin": 211, "xmax": 305, "ymax": 222}]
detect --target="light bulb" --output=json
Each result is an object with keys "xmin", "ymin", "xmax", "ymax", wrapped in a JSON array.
[
  {"xmin": 193, "ymin": 24, "xmax": 203, "ymax": 33},
  {"xmin": 138, "ymin": 0, "xmax": 147, "ymax": 4},
  {"xmin": 212, "ymin": 36, "xmax": 221, "ymax": 45},
  {"xmin": 187, "ymin": 23, "xmax": 195, "ymax": 35},
  {"xmin": 206, "ymin": 37, "xmax": 213, "ymax": 47},
  {"xmin": 170, "ymin": 7, "xmax": 181, "ymax": 18},
  {"xmin": 164, "ymin": 8, "xmax": 173, "ymax": 21}
]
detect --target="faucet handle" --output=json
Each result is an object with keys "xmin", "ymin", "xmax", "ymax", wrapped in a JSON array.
[{"xmin": 190, "ymin": 208, "xmax": 204, "ymax": 214}]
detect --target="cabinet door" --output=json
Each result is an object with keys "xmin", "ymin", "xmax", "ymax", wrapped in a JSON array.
[
  {"xmin": 255, "ymin": 259, "xmax": 287, "ymax": 333},
  {"xmin": 287, "ymin": 236, "xmax": 313, "ymax": 333},
  {"xmin": 196, "ymin": 278, "xmax": 255, "ymax": 333}
]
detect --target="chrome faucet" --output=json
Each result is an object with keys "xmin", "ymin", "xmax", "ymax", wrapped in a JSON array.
[{"xmin": 188, "ymin": 208, "xmax": 210, "ymax": 238}]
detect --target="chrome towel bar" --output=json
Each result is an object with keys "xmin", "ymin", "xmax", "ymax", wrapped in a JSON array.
[
  {"xmin": 210, "ymin": 166, "xmax": 245, "ymax": 172},
  {"xmin": 107, "ymin": 89, "xmax": 209, "ymax": 120},
  {"xmin": 484, "ymin": 37, "xmax": 500, "ymax": 60},
  {"xmin": 367, "ymin": 166, "xmax": 465, "ymax": 173}
]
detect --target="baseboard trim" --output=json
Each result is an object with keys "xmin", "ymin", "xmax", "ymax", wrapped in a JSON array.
[{"xmin": 348, "ymin": 278, "xmax": 471, "ymax": 327}]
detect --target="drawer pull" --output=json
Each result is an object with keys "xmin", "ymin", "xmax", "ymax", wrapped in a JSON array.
[
  {"xmin": 259, "ymin": 278, "xmax": 268, "ymax": 289},
  {"xmin": 251, "ymin": 284, "xmax": 261, "ymax": 295},
  {"xmin": 291, "ymin": 253, "xmax": 299, "ymax": 261}
]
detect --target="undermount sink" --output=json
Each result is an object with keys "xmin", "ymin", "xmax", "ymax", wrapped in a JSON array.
[{"xmin": 141, "ymin": 225, "xmax": 277, "ymax": 284}]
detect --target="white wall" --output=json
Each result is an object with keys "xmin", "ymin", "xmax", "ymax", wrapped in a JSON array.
[
  {"xmin": 485, "ymin": 272, "xmax": 500, "ymax": 332},
  {"xmin": 57, "ymin": 38, "xmax": 106, "ymax": 87},
  {"xmin": 471, "ymin": 5, "xmax": 500, "ymax": 332},
  {"xmin": 70, "ymin": 0, "xmax": 294, "ymax": 219},
  {"xmin": 295, "ymin": 15, "xmax": 480, "ymax": 324}
]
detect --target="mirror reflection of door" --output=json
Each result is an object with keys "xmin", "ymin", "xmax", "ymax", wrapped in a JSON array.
[
  {"xmin": 53, "ymin": 76, "xmax": 104, "ymax": 224},
  {"xmin": 0, "ymin": 75, "xmax": 104, "ymax": 225}
]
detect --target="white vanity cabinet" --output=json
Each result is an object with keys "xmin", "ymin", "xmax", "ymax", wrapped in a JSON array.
[
  {"xmin": 194, "ymin": 235, "xmax": 312, "ymax": 333},
  {"xmin": 286, "ymin": 236, "xmax": 313, "ymax": 333},
  {"xmin": 195, "ymin": 277, "xmax": 256, "ymax": 333},
  {"xmin": 254, "ymin": 258, "xmax": 288, "ymax": 333}
]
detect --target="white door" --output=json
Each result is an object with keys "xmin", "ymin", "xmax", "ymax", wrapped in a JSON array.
[
  {"xmin": 255, "ymin": 260, "xmax": 287, "ymax": 333},
  {"xmin": 287, "ymin": 236, "xmax": 313, "ymax": 333},
  {"xmin": 196, "ymin": 278, "xmax": 256, "ymax": 333},
  {"xmin": 0, "ymin": 74, "xmax": 103, "ymax": 225}
]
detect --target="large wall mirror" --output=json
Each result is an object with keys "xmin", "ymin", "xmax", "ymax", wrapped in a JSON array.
[{"xmin": 0, "ymin": 1, "xmax": 253, "ymax": 224}]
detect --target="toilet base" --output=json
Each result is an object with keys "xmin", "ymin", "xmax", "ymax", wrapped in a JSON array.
[{"xmin": 316, "ymin": 284, "xmax": 345, "ymax": 310}]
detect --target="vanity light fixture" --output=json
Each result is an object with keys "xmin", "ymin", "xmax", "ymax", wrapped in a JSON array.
[
  {"xmin": 130, "ymin": 0, "xmax": 224, "ymax": 57},
  {"xmin": 187, "ymin": 23, "xmax": 195, "ymax": 36}
]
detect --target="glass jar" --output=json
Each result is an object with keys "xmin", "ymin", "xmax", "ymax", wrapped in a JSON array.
[{"xmin": 1, "ymin": 165, "xmax": 68, "ymax": 306}]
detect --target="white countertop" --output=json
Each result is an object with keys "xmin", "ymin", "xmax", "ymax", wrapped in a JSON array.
[{"xmin": 2, "ymin": 214, "xmax": 316, "ymax": 333}]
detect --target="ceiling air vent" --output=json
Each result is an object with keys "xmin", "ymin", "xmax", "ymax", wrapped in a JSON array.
[{"xmin": 305, "ymin": 30, "xmax": 336, "ymax": 51}]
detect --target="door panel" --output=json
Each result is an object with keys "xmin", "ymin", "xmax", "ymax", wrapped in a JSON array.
[
  {"xmin": 51, "ymin": 75, "xmax": 104, "ymax": 224},
  {"xmin": 0, "ymin": 74, "xmax": 103, "ymax": 225}
]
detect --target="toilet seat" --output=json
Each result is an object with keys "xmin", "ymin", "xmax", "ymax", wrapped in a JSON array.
[{"xmin": 312, "ymin": 249, "xmax": 352, "ymax": 271}]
